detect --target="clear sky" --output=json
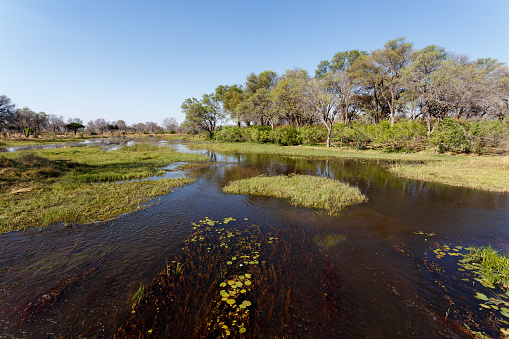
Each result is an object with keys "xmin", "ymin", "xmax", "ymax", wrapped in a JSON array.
[{"xmin": 1, "ymin": 0, "xmax": 508, "ymax": 125}]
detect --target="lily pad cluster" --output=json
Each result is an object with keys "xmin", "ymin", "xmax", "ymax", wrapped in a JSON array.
[{"xmin": 426, "ymin": 242, "xmax": 509, "ymax": 337}]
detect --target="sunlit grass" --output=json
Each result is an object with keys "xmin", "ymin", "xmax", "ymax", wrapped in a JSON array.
[
  {"xmin": 0, "ymin": 144, "xmax": 208, "ymax": 232},
  {"xmin": 463, "ymin": 246, "xmax": 509, "ymax": 289},
  {"xmin": 192, "ymin": 141, "xmax": 447, "ymax": 161},
  {"xmin": 390, "ymin": 156, "xmax": 509, "ymax": 192},
  {"xmin": 0, "ymin": 178, "xmax": 194, "ymax": 232},
  {"xmin": 223, "ymin": 174, "xmax": 367, "ymax": 215}
]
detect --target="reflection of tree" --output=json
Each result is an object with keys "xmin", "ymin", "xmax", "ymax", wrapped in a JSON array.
[{"xmin": 193, "ymin": 148, "xmax": 501, "ymax": 212}]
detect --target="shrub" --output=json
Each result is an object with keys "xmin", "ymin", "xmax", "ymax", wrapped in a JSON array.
[
  {"xmin": 298, "ymin": 126, "xmax": 327, "ymax": 145},
  {"xmin": 214, "ymin": 126, "xmax": 246, "ymax": 142},
  {"xmin": 274, "ymin": 125, "xmax": 301, "ymax": 146}
]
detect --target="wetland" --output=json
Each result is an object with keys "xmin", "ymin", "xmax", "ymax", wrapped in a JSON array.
[{"xmin": 1, "ymin": 138, "xmax": 509, "ymax": 338}]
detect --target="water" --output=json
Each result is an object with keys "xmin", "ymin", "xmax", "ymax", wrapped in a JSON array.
[{"xmin": 0, "ymin": 142, "xmax": 508, "ymax": 337}]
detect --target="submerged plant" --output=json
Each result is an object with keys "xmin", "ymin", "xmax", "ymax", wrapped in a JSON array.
[{"xmin": 116, "ymin": 217, "xmax": 342, "ymax": 337}]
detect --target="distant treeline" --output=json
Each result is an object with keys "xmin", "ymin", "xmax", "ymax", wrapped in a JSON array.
[
  {"xmin": 182, "ymin": 37, "xmax": 509, "ymax": 148},
  {"xmin": 0, "ymin": 96, "xmax": 184, "ymax": 137}
]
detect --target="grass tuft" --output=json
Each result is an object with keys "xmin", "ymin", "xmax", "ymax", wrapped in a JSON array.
[{"xmin": 223, "ymin": 174, "xmax": 367, "ymax": 215}]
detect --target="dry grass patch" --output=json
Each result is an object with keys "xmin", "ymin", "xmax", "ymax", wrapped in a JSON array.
[
  {"xmin": 391, "ymin": 156, "xmax": 509, "ymax": 192},
  {"xmin": 223, "ymin": 174, "xmax": 367, "ymax": 215}
]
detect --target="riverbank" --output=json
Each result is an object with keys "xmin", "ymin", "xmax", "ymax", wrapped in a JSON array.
[
  {"xmin": 195, "ymin": 141, "xmax": 509, "ymax": 193},
  {"xmin": 0, "ymin": 144, "xmax": 208, "ymax": 232}
]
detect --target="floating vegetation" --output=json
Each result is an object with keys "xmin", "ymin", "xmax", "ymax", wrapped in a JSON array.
[
  {"xmin": 223, "ymin": 174, "xmax": 367, "ymax": 216},
  {"xmin": 421, "ymin": 242, "xmax": 509, "ymax": 338},
  {"xmin": 116, "ymin": 217, "xmax": 342, "ymax": 337},
  {"xmin": 414, "ymin": 231, "xmax": 437, "ymax": 237}
]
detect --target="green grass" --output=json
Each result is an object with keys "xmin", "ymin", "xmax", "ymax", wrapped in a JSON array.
[
  {"xmin": 196, "ymin": 141, "xmax": 509, "ymax": 192},
  {"xmin": 0, "ymin": 144, "xmax": 208, "ymax": 232},
  {"xmin": 463, "ymin": 246, "xmax": 509, "ymax": 290},
  {"xmin": 223, "ymin": 174, "xmax": 367, "ymax": 215},
  {"xmin": 193, "ymin": 141, "xmax": 447, "ymax": 161},
  {"xmin": 390, "ymin": 156, "xmax": 509, "ymax": 192}
]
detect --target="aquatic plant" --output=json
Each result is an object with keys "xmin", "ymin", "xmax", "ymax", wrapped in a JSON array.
[
  {"xmin": 116, "ymin": 217, "xmax": 343, "ymax": 337},
  {"xmin": 422, "ymin": 242, "xmax": 509, "ymax": 337},
  {"xmin": 462, "ymin": 246, "xmax": 509, "ymax": 290}
]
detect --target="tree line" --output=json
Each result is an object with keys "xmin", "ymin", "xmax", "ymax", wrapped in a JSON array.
[
  {"xmin": 0, "ymin": 96, "xmax": 184, "ymax": 137},
  {"xmin": 182, "ymin": 38, "xmax": 509, "ymax": 148}
]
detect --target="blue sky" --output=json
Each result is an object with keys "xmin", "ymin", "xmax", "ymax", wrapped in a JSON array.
[{"xmin": 1, "ymin": 0, "xmax": 508, "ymax": 125}]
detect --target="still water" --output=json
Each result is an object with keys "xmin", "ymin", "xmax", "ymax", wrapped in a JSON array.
[{"xmin": 0, "ymin": 142, "xmax": 508, "ymax": 338}]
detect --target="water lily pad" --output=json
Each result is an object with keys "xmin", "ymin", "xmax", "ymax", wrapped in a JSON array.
[
  {"xmin": 239, "ymin": 327, "xmax": 247, "ymax": 333},
  {"xmin": 242, "ymin": 300, "xmax": 252, "ymax": 306},
  {"xmin": 220, "ymin": 282, "xmax": 227, "ymax": 287},
  {"xmin": 236, "ymin": 281, "xmax": 243, "ymax": 287},
  {"xmin": 227, "ymin": 261, "xmax": 233, "ymax": 265},
  {"xmin": 244, "ymin": 280, "xmax": 252, "ymax": 286},
  {"xmin": 227, "ymin": 299, "xmax": 235, "ymax": 305},
  {"xmin": 240, "ymin": 289, "xmax": 246, "ymax": 293},
  {"xmin": 476, "ymin": 292, "xmax": 489, "ymax": 301},
  {"xmin": 245, "ymin": 274, "xmax": 252, "ymax": 278}
]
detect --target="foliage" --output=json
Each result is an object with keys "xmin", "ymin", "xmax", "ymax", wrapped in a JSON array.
[
  {"xmin": 273, "ymin": 125, "xmax": 302, "ymax": 146},
  {"xmin": 298, "ymin": 125, "xmax": 327, "ymax": 145},
  {"xmin": 429, "ymin": 118, "xmax": 508, "ymax": 154}
]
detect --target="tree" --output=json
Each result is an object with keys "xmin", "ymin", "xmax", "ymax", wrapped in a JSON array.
[
  {"xmin": 308, "ymin": 76, "xmax": 338, "ymax": 147},
  {"xmin": 181, "ymin": 93, "xmax": 224, "ymax": 136},
  {"xmin": 371, "ymin": 38, "xmax": 414, "ymax": 126},
  {"xmin": 162, "ymin": 117, "xmax": 179, "ymax": 132},
  {"xmin": 47, "ymin": 114, "xmax": 65, "ymax": 134},
  {"xmin": 270, "ymin": 68, "xmax": 311, "ymax": 128},
  {"xmin": 145, "ymin": 121, "xmax": 162, "ymax": 133},
  {"xmin": 93, "ymin": 118, "xmax": 109, "ymax": 135},
  {"xmin": 215, "ymin": 85, "xmax": 243, "ymax": 125},
  {"xmin": 0, "ymin": 95, "xmax": 16, "ymax": 131},
  {"xmin": 65, "ymin": 122, "xmax": 85, "ymax": 135},
  {"xmin": 350, "ymin": 54, "xmax": 391, "ymax": 124},
  {"xmin": 11, "ymin": 107, "xmax": 47, "ymax": 137},
  {"xmin": 113, "ymin": 120, "xmax": 128, "ymax": 134},
  {"xmin": 401, "ymin": 45, "xmax": 449, "ymax": 134},
  {"xmin": 131, "ymin": 122, "xmax": 147, "ymax": 134}
]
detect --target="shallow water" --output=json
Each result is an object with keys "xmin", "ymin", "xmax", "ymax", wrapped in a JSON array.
[{"xmin": 0, "ymin": 142, "xmax": 508, "ymax": 337}]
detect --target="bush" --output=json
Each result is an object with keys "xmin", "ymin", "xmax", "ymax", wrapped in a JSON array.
[
  {"xmin": 274, "ymin": 125, "xmax": 302, "ymax": 146},
  {"xmin": 298, "ymin": 126, "xmax": 327, "ymax": 145},
  {"xmin": 214, "ymin": 126, "xmax": 246, "ymax": 142},
  {"xmin": 428, "ymin": 119, "xmax": 509, "ymax": 154},
  {"xmin": 244, "ymin": 126, "xmax": 274, "ymax": 144}
]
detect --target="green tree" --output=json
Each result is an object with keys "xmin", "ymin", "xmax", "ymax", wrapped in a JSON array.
[
  {"xmin": 401, "ymin": 45, "xmax": 448, "ymax": 134},
  {"xmin": 371, "ymin": 38, "xmax": 414, "ymax": 126},
  {"xmin": 215, "ymin": 84, "xmax": 243, "ymax": 125},
  {"xmin": 270, "ymin": 68, "xmax": 311, "ymax": 128},
  {"xmin": 65, "ymin": 122, "xmax": 85, "ymax": 135},
  {"xmin": 181, "ymin": 93, "xmax": 224, "ymax": 136}
]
